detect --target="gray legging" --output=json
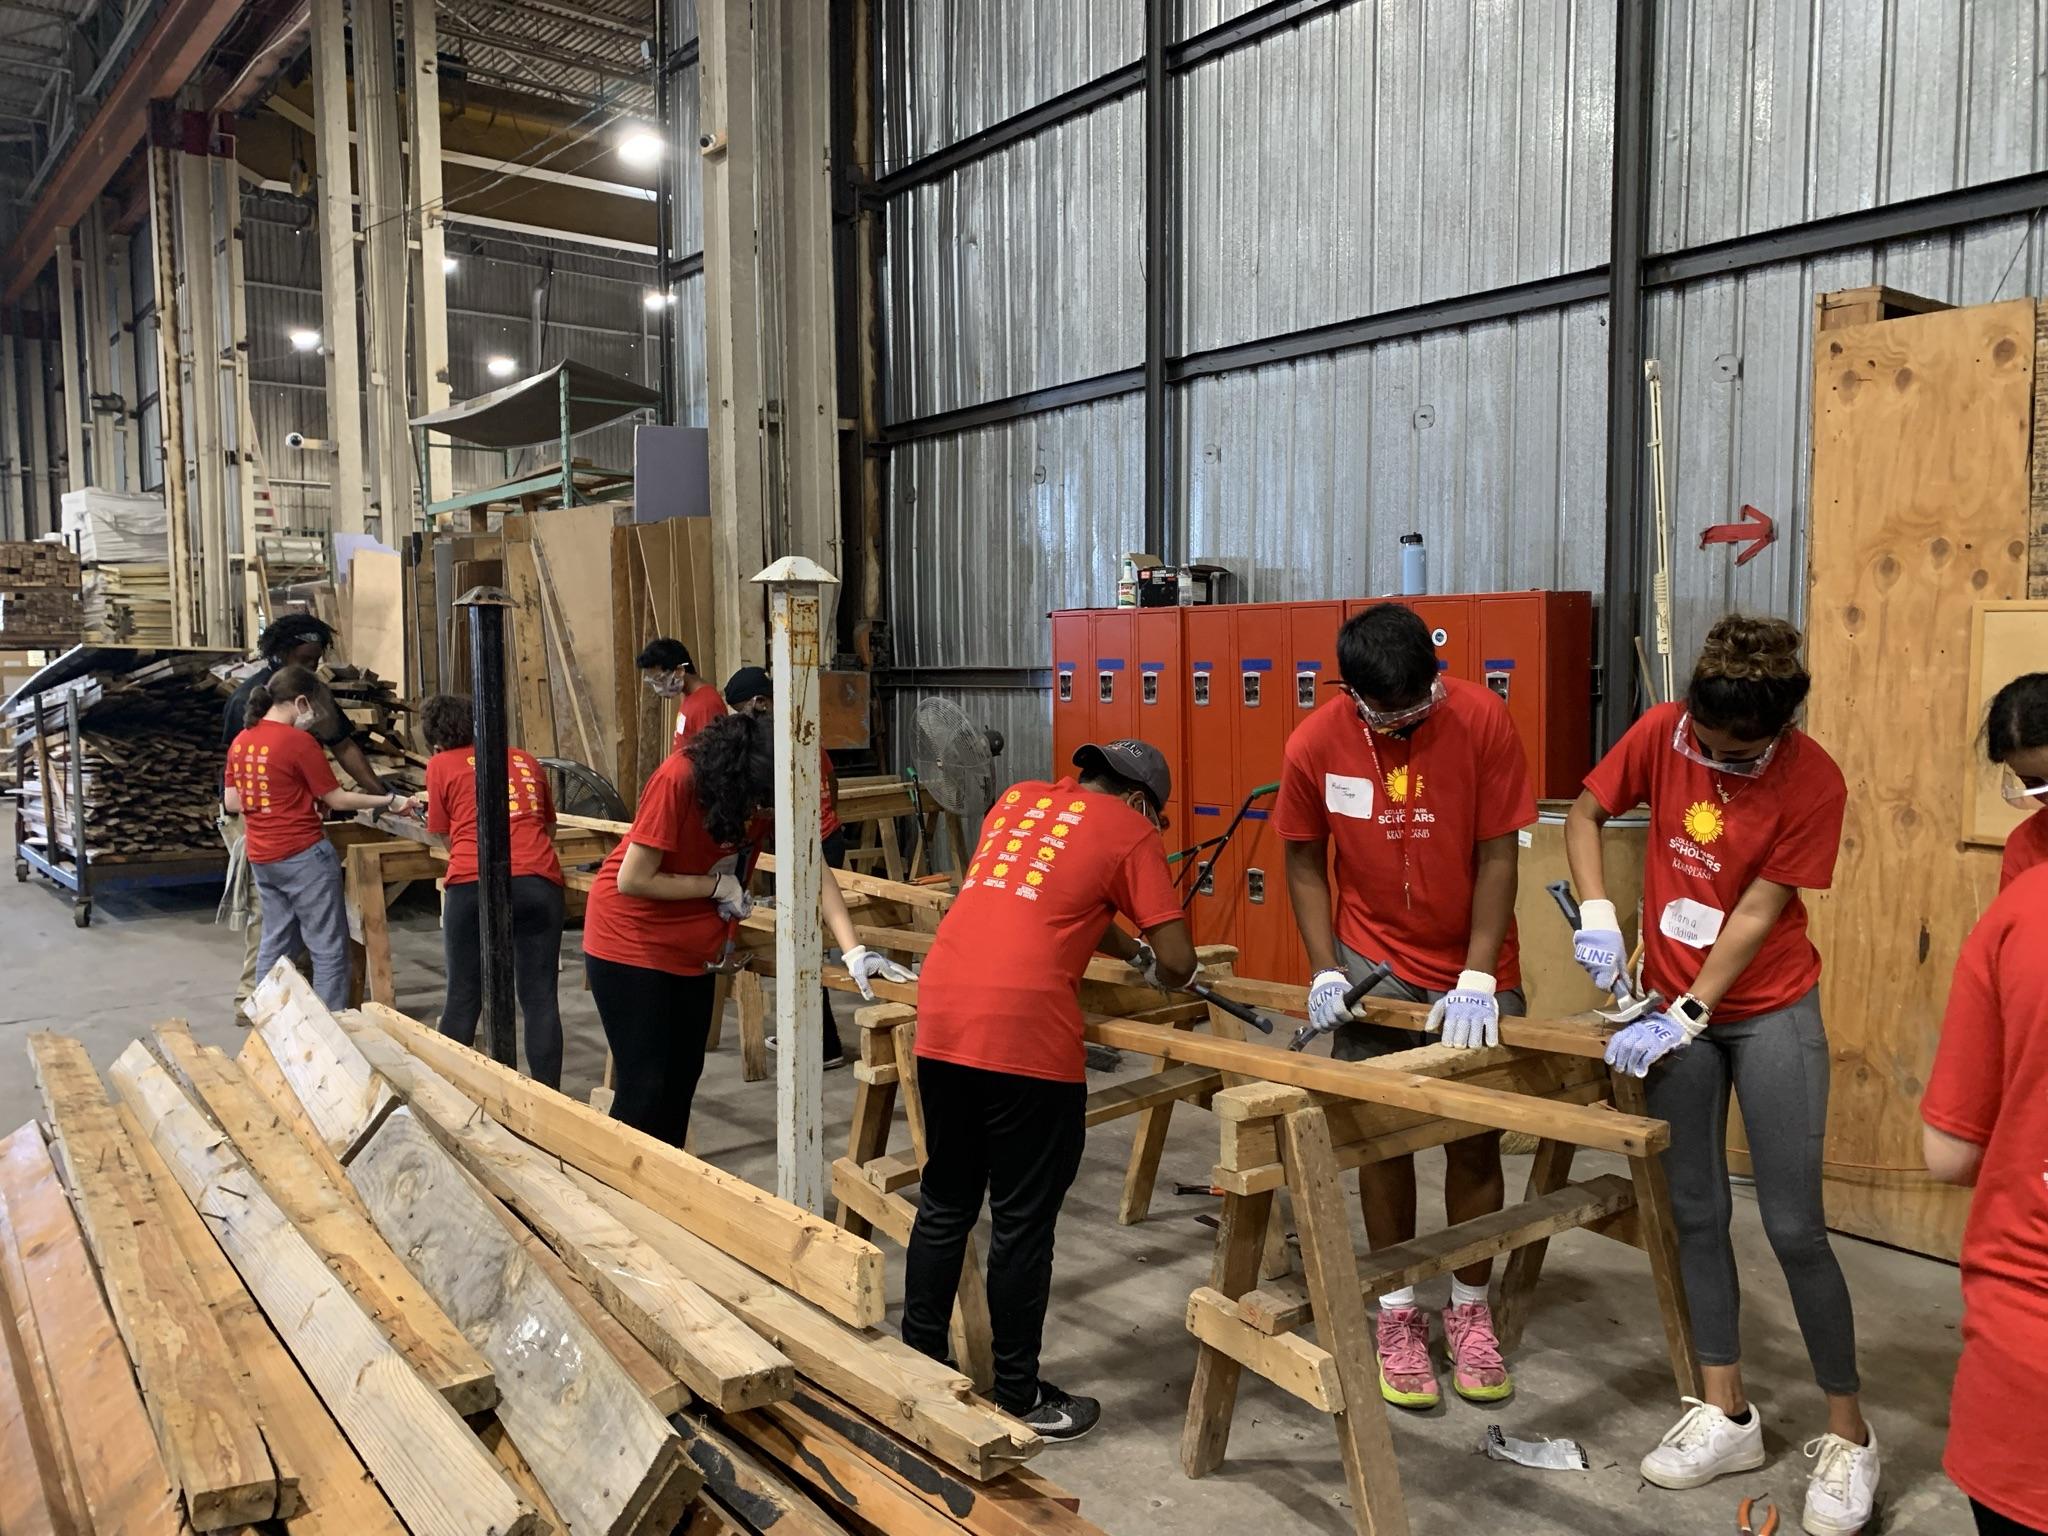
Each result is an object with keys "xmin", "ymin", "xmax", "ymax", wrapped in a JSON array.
[{"xmin": 1646, "ymin": 989, "xmax": 1859, "ymax": 1395}]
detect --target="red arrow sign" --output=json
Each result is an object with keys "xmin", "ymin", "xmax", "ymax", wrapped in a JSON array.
[{"xmin": 1699, "ymin": 503, "xmax": 1776, "ymax": 566}]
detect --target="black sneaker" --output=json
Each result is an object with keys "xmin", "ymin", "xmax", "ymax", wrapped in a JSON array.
[{"xmin": 1016, "ymin": 1382, "xmax": 1100, "ymax": 1442}]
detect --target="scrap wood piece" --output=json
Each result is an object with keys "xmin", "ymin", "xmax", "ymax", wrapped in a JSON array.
[
  {"xmin": 0, "ymin": 1194, "xmax": 80, "ymax": 1536},
  {"xmin": 338, "ymin": 1015, "xmax": 794, "ymax": 1412},
  {"xmin": 28, "ymin": 1033, "xmax": 280, "ymax": 1529},
  {"xmin": 113, "ymin": 1098, "xmax": 406, "ymax": 1536},
  {"xmin": 153, "ymin": 1024, "xmax": 498, "ymax": 1415},
  {"xmin": 360, "ymin": 1001, "xmax": 886, "ymax": 1328},
  {"xmin": 232, "ymin": 1029, "xmax": 376, "ymax": 1221},
  {"xmin": 559, "ymin": 1161, "xmax": 1040, "ymax": 1481},
  {"xmin": 0, "ymin": 1161, "xmax": 86, "ymax": 1533},
  {"xmin": 716, "ymin": 1403, "xmax": 960, "ymax": 1536},
  {"xmin": 106, "ymin": 1044, "xmax": 537, "ymax": 1536},
  {"xmin": 476, "ymin": 1418, "xmax": 566, "ymax": 1536},
  {"xmin": 671, "ymin": 1413, "xmax": 850, "ymax": 1536},
  {"xmin": 1184, "ymin": 1288, "xmax": 1342, "ymax": 1413},
  {"xmin": 247, "ymin": 960, "xmax": 399, "ymax": 1158},
  {"xmin": 351, "ymin": 1106, "xmax": 699, "ymax": 1536},
  {"xmin": 0, "ymin": 1123, "xmax": 184, "ymax": 1536}
]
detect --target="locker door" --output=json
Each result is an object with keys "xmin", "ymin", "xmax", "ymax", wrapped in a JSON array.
[
  {"xmin": 1050, "ymin": 610, "xmax": 1092, "ymax": 779},
  {"xmin": 1230, "ymin": 606, "xmax": 1293, "ymax": 980},
  {"xmin": 1474, "ymin": 593, "xmax": 1543, "ymax": 793},
  {"xmin": 1134, "ymin": 608, "xmax": 1186, "ymax": 847},
  {"xmin": 1183, "ymin": 607, "xmax": 1238, "ymax": 813},
  {"xmin": 1408, "ymin": 595, "xmax": 1474, "ymax": 682},
  {"xmin": 1181, "ymin": 806, "xmax": 1240, "ymax": 954},
  {"xmin": 1090, "ymin": 611, "xmax": 1137, "ymax": 745},
  {"xmin": 1289, "ymin": 602, "xmax": 1344, "ymax": 727}
]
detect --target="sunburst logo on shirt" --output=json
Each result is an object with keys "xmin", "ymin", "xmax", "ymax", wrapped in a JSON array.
[
  {"xmin": 1383, "ymin": 766, "xmax": 1423, "ymax": 804},
  {"xmin": 1683, "ymin": 800, "xmax": 1725, "ymax": 845}
]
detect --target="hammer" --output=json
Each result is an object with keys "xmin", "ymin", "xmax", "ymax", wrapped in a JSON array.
[
  {"xmin": 705, "ymin": 839, "xmax": 759, "ymax": 975},
  {"xmin": 1545, "ymin": 880, "xmax": 1664, "ymax": 1022},
  {"xmin": 1287, "ymin": 958, "xmax": 1397, "ymax": 1051}
]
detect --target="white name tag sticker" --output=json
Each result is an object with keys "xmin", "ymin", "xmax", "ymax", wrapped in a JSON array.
[
  {"xmin": 1325, "ymin": 773, "xmax": 1376, "ymax": 819},
  {"xmin": 1659, "ymin": 897, "xmax": 1725, "ymax": 950}
]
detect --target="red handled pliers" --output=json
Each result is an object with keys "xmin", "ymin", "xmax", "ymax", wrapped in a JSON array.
[{"xmin": 1738, "ymin": 1497, "xmax": 1780, "ymax": 1536}]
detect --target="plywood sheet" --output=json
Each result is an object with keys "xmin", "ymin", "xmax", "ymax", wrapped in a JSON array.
[
  {"xmin": 1805, "ymin": 298, "xmax": 2034, "ymax": 1260},
  {"xmin": 348, "ymin": 547, "xmax": 407, "ymax": 687},
  {"xmin": 1963, "ymin": 600, "xmax": 2048, "ymax": 845},
  {"xmin": 531, "ymin": 505, "xmax": 624, "ymax": 784}
]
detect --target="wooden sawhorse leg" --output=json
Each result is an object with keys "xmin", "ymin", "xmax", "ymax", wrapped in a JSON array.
[
  {"xmin": 1179, "ymin": 1183, "xmax": 1275, "ymax": 1476},
  {"xmin": 736, "ymin": 970, "xmax": 769, "ymax": 1083},
  {"xmin": 1611, "ymin": 1072, "xmax": 1701, "ymax": 1399},
  {"xmin": 1494, "ymin": 1135, "xmax": 1576, "ymax": 1353}
]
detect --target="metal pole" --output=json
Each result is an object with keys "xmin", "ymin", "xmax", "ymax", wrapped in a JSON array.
[
  {"xmin": 754, "ymin": 554, "xmax": 839, "ymax": 1212},
  {"xmin": 462, "ymin": 585, "xmax": 518, "ymax": 1067},
  {"xmin": 557, "ymin": 367, "xmax": 575, "ymax": 506},
  {"xmin": 1141, "ymin": 0, "xmax": 1170, "ymax": 564}
]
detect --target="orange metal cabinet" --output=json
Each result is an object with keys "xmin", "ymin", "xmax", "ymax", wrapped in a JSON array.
[
  {"xmin": 1473, "ymin": 591, "xmax": 1594, "ymax": 798},
  {"xmin": 1050, "ymin": 611, "xmax": 1092, "ymax": 779},
  {"xmin": 1090, "ymin": 611, "xmax": 1136, "ymax": 747}
]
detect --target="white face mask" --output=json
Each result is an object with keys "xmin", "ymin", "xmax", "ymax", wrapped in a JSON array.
[
  {"xmin": 292, "ymin": 701, "xmax": 316, "ymax": 731},
  {"xmin": 645, "ymin": 669, "xmax": 686, "ymax": 699}
]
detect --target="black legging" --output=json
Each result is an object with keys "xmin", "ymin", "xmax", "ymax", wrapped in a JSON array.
[
  {"xmin": 1977, "ymin": 1500, "xmax": 2048, "ymax": 1536},
  {"xmin": 439, "ymin": 875, "xmax": 567, "ymax": 1088},
  {"xmin": 583, "ymin": 952, "xmax": 717, "ymax": 1148}
]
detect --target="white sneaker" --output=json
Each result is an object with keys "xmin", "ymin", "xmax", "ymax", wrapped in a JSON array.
[
  {"xmin": 1802, "ymin": 1426, "xmax": 1879, "ymax": 1534},
  {"xmin": 1640, "ymin": 1397, "xmax": 1767, "ymax": 1490}
]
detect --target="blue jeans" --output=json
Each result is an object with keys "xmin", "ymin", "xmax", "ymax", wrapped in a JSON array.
[{"xmin": 251, "ymin": 839, "xmax": 351, "ymax": 1009}]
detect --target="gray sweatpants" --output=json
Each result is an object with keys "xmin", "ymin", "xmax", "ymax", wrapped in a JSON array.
[
  {"xmin": 251, "ymin": 839, "xmax": 351, "ymax": 1010},
  {"xmin": 1646, "ymin": 989, "xmax": 1860, "ymax": 1395}
]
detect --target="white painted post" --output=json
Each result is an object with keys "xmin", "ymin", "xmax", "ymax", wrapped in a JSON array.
[
  {"xmin": 53, "ymin": 226, "xmax": 85, "ymax": 494},
  {"xmin": 310, "ymin": 0, "xmax": 365, "ymax": 535},
  {"xmin": 754, "ymin": 554, "xmax": 840, "ymax": 1213},
  {"xmin": 406, "ymin": 0, "xmax": 453, "ymax": 507}
]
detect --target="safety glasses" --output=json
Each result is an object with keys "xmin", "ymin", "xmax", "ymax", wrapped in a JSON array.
[
  {"xmin": 2000, "ymin": 765, "xmax": 2048, "ymax": 809},
  {"xmin": 1672, "ymin": 711, "xmax": 1779, "ymax": 778},
  {"xmin": 1353, "ymin": 676, "xmax": 1445, "ymax": 735},
  {"xmin": 643, "ymin": 669, "xmax": 685, "ymax": 697}
]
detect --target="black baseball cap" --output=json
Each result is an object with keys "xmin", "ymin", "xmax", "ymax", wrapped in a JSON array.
[
  {"xmin": 1073, "ymin": 740, "xmax": 1171, "ymax": 812},
  {"xmin": 724, "ymin": 666, "xmax": 772, "ymax": 707}
]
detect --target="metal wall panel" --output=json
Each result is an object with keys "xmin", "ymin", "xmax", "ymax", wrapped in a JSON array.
[
  {"xmin": 1649, "ymin": 0, "xmax": 2048, "ymax": 254},
  {"xmin": 884, "ymin": 92, "xmax": 1143, "ymax": 420},
  {"xmin": 669, "ymin": 61, "xmax": 703, "ymax": 257},
  {"xmin": 890, "ymin": 684, "xmax": 1058, "ymax": 812},
  {"xmin": 1179, "ymin": 301, "xmax": 1612, "ymax": 601},
  {"xmin": 879, "ymin": 0, "xmax": 1141, "ymax": 164},
  {"xmin": 1179, "ymin": 0, "xmax": 1614, "ymax": 354}
]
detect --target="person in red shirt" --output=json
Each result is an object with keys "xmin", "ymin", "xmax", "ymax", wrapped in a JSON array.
[
  {"xmin": 1924, "ymin": 863, "xmax": 2048, "ymax": 1536},
  {"xmin": 638, "ymin": 637, "xmax": 728, "ymax": 750},
  {"xmin": 1275, "ymin": 602, "xmax": 1536, "ymax": 1410},
  {"xmin": 580, "ymin": 711, "xmax": 910, "ymax": 1148},
  {"xmin": 222, "ymin": 665, "xmax": 414, "ymax": 1008},
  {"xmin": 723, "ymin": 666, "xmax": 851, "ymax": 1066},
  {"xmin": 906, "ymin": 740, "xmax": 1196, "ymax": 1442},
  {"xmin": 419, "ymin": 694, "xmax": 568, "ymax": 1088},
  {"xmin": 1981, "ymin": 673, "xmax": 2048, "ymax": 890},
  {"xmin": 1566, "ymin": 616, "xmax": 1876, "ymax": 1532}
]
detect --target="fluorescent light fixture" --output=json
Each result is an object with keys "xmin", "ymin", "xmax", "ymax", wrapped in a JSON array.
[
  {"xmin": 288, "ymin": 328, "xmax": 321, "ymax": 352},
  {"xmin": 643, "ymin": 290, "xmax": 673, "ymax": 311},
  {"xmin": 442, "ymin": 255, "xmax": 459, "ymax": 274},
  {"xmin": 485, "ymin": 356, "xmax": 518, "ymax": 379},
  {"xmin": 616, "ymin": 125, "xmax": 662, "ymax": 167}
]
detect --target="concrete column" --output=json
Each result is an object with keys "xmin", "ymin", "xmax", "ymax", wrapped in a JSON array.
[
  {"xmin": 53, "ymin": 226, "xmax": 85, "ymax": 495},
  {"xmin": 310, "ymin": 0, "xmax": 365, "ymax": 534},
  {"xmin": 406, "ymin": 0, "xmax": 453, "ymax": 507},
  {"xmin": 353, "ymin": 0, "xmax": 413, "ymax": 536}
]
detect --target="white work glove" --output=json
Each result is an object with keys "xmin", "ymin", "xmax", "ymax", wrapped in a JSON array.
[
  {"xmin": 843, "ymin": 944, "xmax": 915, "ymax": 1002},
  {"xmin": 1307, "ymin": 969, "xmax": 1353, "ymax": 1035},
  {"xmin": 1131, "ymin": 943, "xmax": 1202, "ymax": 991},
  {"xmin": 1571, "ymin": 899, "xmax": 1628, "ymax": 996},
  {"xmin": 1603, "ymin": 1006, "xmax": 1704, "ymax": 1078},
  {"xmin": 1424, "ymin": 971, "xmax": 1500, "ymax": 1050},
  {"xmin": 711, "ymin": 872, "xmax": 752, "ymax": 921}
]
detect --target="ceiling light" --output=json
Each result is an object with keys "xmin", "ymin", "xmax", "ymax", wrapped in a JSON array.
[
  {"xmin": 616, "ymin": 125, "xmax": 662, "ymax": 168},
  {"xmin": 442, "ymin": 255, "xmax": 459, "ymax": 274},
  {"xmin": 643, "ymin": 290, "xmax": 673, "ymax": 311},
  {"xmin": 288, "ymin": 328, "xmax": 321, "ymax": 352},
  {"xmin": 485, "ymin": 356, "xmax": 518, "ymax": 379}
]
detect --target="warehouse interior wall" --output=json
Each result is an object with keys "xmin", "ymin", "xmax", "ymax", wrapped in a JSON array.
[{"xmin": 877, "ymin": 0, "xmax": 2048, "ymax": 780}]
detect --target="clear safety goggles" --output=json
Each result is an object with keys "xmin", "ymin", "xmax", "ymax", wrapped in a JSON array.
[
  {"xmin": 1672, "ymin": 711, "xmax": 1779, "ymax": 778},
  {"xmin": 2000, "ymin": 764, "xmax": 2048, "ymax": 809},
  {"xmin": 1353, "ymin": 676, "xmax": 1445, "ymax": 735}
]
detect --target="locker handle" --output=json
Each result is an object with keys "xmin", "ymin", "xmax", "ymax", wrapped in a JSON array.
[
  {"xmin": 1141, "ymin": 671, "xmax": 1159, "ymax": 705},
  {"xmin": 1057, "ymin": 670, "xmax": 1073, "ymax": 703},
  {"xmin": 1098, "ymin": 671, "xmax": 1115, "ymax": 703},
  {"xmin": 1193, "ymin": 670, "xmax": 1211, "ymax": 706},
  {"xmin": 1242, "ymin": 671, "xmax": 1261, "ymax": 707},
  {"xmin": 1247, "ymin": 868, "xmax": 1266, "ymax": 904}
]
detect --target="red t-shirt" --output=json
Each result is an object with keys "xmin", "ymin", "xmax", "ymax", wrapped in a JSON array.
[
  {"xmin": 671, "ymin": 685, "xmax": 728, "ymax": 749},
  {"xmin": 426, "ymin": 747, "xmax": 563, "ymax": 887},
  {"xmin": 227, "ymin": 720, "xmax": 338, "ymax": 864},
  {"xmin": 1583, "ymin": 702, "xmax": 1844, "ymax": 1022},
  {"xmin": 2000, "ymin": 807, "xmax": 2048, "ymax": 891},
  {"xmin": 1923, "ymin": 864, "xmax": 2048, "ymax": 1530},
  {"xmin": 916, "ymin": 778, "xmax": 1182, "ymax": 1083},
  {"xmin": 1273, "ymin": 679, "xmax": 1537, "ymax": 991},
  {"xmin": 581, "ymin": 749, "xmax": 766, "ymax": 976},
  {"xmin": 821, "ymin": 748, "xmax": 840, "ymax": 839}
]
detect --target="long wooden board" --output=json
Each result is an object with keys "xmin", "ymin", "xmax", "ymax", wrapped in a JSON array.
[
  {"xmin": 28, "ymin": 1033, "xmax": 279, "ymax": 1529},
  {"xmin": 670, "ymin": 1414, "xmax": 849, "ymax": 1536},
  {"xmin": 234, "ymin": 1029, "xmax": 375, "ymax": 1223},
  {"xmin": 361, "ymin": 1002, "xmax": 885, "ymax": 1327},
  {"xmin": 0, "ymin": 1159, "xmax": 86, "ymax": 1534},
  {"xmin": 352, "ymin": 1107, "xmax": 698, "ymax": 1536},
  {"xmin": 106, "ymin": 1045, "xmax": 537, "ymax": 1536},
  {"xmin": 153, "ymin": 1024, "xmax": 498, "ymax": 1414},
  {"xmin": 0, "ymin": 1164, "xmax": 80, "ymax": 1536},
  {"xmin": 248, "ymin": 961, "xmax": 399, "ymax": 1158}
]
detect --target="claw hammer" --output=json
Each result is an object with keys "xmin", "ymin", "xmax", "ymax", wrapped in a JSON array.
[
  {"xmin": 1545, "ymin": 879, "xmax": 1664, "ymax": 1023},
  {"xmin": 1287, "ymin": 958, "xmax": 1398, "ymax": 1051}
]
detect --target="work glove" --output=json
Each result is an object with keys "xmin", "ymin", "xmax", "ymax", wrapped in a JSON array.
[
  {"xmin": 711, "ymin": 872, "xmax": 752, "ymax": 921},
  {"xmin": 1603, "ymin": 1006, "xmax": 1703, "ymax": 1078},
  {"xmin": 1424, "ymin": 971, "xmax": 1500, "ymax": 1050},
  {"xmin": 843, "ymin": 945, "xmax": 916, "ymax": 1002},
  {"xmin": 1307, "ymin": 969, "xmax": 1353, "ymax": 1036},
  {"xmin": 1571, "ymin": 899, "xmax": 1628, "ymax": 996},
  {"xmin": 1132, "ymin": 943, "xmax": 1201, "ymax": 991}
]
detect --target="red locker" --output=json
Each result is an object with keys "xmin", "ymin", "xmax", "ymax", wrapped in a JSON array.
[
  {"xmin": 1181, "ymin": 608, "xmax": 1240, "ymax": 954},
  {"xmin": 1050, "ymin": 610, "xmax": 1092, "ymax": 779},
  {"xmin": 1473, "ymin": 591, "xmax": 1594, "ymax": 799},
  {"xmin": 1090, "ymin": 611, "xmax": 1136, "ymax": 747},
  {"xmin": 1289, "ymin": 602, "xmax": 1344, "ymax": 722},
  {"xmin": 1345, "ymin": 595, "xmax": 1474, "ymax": 684},
  {"xmin": 1181, "ymin": 805, "xmax": 1240, "ymax": 953},
  {"xmin": 1134, "ymin": 609, "xmax": 1186, "ymax": 840},
  {"xmin": 1231, "ymin": 607, "xmax": 1294, "ymax": 980}
]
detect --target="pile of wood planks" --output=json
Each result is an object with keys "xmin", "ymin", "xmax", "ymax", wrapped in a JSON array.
[
  {"xmin": 83, "ymin": 565, "xmax": 176, "ymax": 645},
  {"xmin": 0, "ymin": 541, "xmax": 83, "ymax": 648},
  {"xmin": 0, "ymin": 959, "xmax": 1108, "ymax": 1536}
]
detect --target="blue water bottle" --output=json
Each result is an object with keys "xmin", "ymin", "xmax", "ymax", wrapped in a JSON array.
[{"xmin": 1399, "ymin": 532, "xmax": 1426, "ymax": 595}]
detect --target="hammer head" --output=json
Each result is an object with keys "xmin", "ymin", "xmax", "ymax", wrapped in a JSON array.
[{"xmin": 1596, "ymin": 988, "xmax": 1667, "ymax": 1025}]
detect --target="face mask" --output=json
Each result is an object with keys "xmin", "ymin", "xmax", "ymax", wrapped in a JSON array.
[
  {"xmin": 1353, "ymin": 676, "xmax": 1445, "ymax": 735},
  {"xmin": 645, "ymin": 670, "xmax": 685, "ymax": 699},
  {"xmin": 1672, "ymin": 711, "xmax": 1779, "ymax": 778},
  {"xmin": 292, "ymin": 705, "xmax": 317, "ymax": 731}
]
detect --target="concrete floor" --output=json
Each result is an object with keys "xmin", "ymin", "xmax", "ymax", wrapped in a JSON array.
[{"xmin": 0, "ymin": 827, "xmax": 1974, "ymax": 1535}]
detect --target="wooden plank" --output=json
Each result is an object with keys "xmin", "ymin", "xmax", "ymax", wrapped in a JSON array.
[
  {"xmin": 1806, "ymin": 298, "xmax": 2032, "ymax": 1259},
  {"xmin": 348, "ymin": 546, "xmax": 408, "ymax": 688},
  {"xmin": 1282, "ymin": 1107, "xmax": 1409, "ymax": 1536},
  {"xmin": 339, "ymin": 1016, "xmax": 795, "ymax": 1411},
  {"xmin": 756, "ymin": 852, "xmax": 955, "ymax": 910},
  {"xmin": 154, "ymin": 1025, "xmax": 499, "ymax": 1414},
  {"xmin": 559, "ymin": 1160, "xmax": 1040, "ymax": 1481},
  {"xmin": 249, "ymin": 960, "xmax": 399, "ymax": 1158},
  {"xmin": 719, "ymin": 1404, "xmax": 963, "ymax": 1536},
  {"xmin": 1088, "ymin": 1064, "xmax": 1223, "ymax": 1131},
  {"xmin": 114, "ymin": 1099, "xmax": 409, "ymax": 1536},
  {"xmin": 360, "ymin": 1001, "xmax": 885, "ymax": 1327},
  {"xmin": 352, "ymin": 1108, "xmax": 699, "ymax": 1536},
  {"xmin": 347, "ymin": 843, "xmax": 399, "ymax": 1009},
  {"xmin": 233, "ymin": 1029, "xmax": 376, "ymax": 1224},
  {"xmin": 0, "ymin": 1156, "xmax": 87, "ymax": 1536},
  {"xmin": 0, "ymin": 1123, "xmax": 184, "ymax": 1536},
  {"xmin": 1184, "ymin": 1288, "xmax": 1341, "ymax": 1412},
  {"xmin": 106, "ymin": 1045, "xmax": 538, "ymax": 1536},
  {"xmin": 1178, "ymin": 1185, "xmax": 1276, "ymax": 1479},
  {"xmin": 671, "ymin": 1413, "xmax": 851, "ymax": 1536},
  {"xmin": 28, "ymin": 1033, "xmax": 279, "ymax": 1529},
  {"xmin": 0, "ymin": 1236, "xmax": 74, "ymax": 1536},
  {"xmin": 736, "ymin": 967, "xmax": 769, "ymax": 1084},
  {"xmin": 476, "ymin": 1418, "xmax": 567, "ymax": 1536},
  {"xmin": 839, "ymin": 1022, "xmax": 900, "ymax": 1238}
]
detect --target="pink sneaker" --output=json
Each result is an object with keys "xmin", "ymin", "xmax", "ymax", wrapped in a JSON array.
[
  {"xmin": 1375, "ymin": 1306, "xmax": 1440, "ymax": 1408},
  {"xmin": 1442, "ymin": 1301, "xmax": 1513, "ymax": 1402}
]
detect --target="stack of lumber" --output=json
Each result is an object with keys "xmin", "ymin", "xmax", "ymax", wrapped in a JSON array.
[
  {"xmin": 0, "ymin": 959, "xmax": 1104, "ymax": 1536},
  {"xmin": 61, "ymin": 491, "xmax": 174, "ymax": 644},
  {"xmin": 0, "ymin": 541, "xmax": 82, "ymax": 647},
  {"xmin": 84, "ymin": 565, "xmax": 176, "ymax": 645},
  {"xmin": 9, "ymin": 652, "xmax": 232, "ymax": 860}
]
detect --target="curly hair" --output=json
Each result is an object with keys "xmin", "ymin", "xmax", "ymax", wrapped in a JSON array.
[
  {"xmin": 1983, "ymin": 672, "xmax": 2048, "ymax": 763},
  {"xmin": 683, "ymin": 710, "xmax": 775, "ymax": 845},
  {"xmin": 245, "ymin": 664, "xmax": 335, "ymax": 729},
  {"xmin": 419, "ymin": 693, "xmax": 475, "ymax": 752},
  {"xmin": 1686, "ymin": 614, "xmax": 1811, "ymax": 740},
  {"xmin": 256, "ymin": 613, "xmax": 334, "ymax": 664}
]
